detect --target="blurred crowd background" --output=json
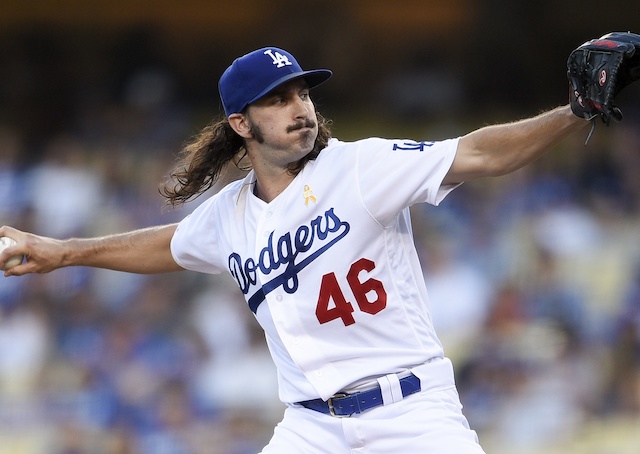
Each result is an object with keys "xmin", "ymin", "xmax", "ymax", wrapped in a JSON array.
[{"xmin": 1, "ymin": 1, "xmax": 640, "ymax": 453}]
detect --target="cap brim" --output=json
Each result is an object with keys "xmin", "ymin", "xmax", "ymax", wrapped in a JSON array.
[{"xmin": 246, "ymin": 69, "xmax": 333, "ymax": 108}]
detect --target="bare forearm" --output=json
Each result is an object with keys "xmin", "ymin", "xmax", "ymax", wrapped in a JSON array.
[
  {"xmin": 62, "ymin": 224, "xmax": 182, "ymax": 273},
  {"xmin": 447, "ymin": 105, "xmax": 589, "ymax": 183},
  {"xmin": 1, "ymin": 223, "xmax": 183, "ymax": 276}
]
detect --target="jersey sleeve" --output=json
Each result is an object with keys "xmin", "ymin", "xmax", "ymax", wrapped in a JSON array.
[
  {"xmin": 170, "ymin": 196, "xmax": 225, "ymax": 274},
  {"xmin": 355, "ymin": 137, "xmax": 461, "ymax": 224}
]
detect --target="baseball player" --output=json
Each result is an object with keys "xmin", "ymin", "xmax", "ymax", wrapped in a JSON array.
[{"xmin": 2, "ymin": 36, "xmax": 640, "ymax": 453}]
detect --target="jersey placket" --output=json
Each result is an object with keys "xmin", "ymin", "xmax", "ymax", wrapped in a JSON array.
[{"xmin": 251, "ymin": 191, "xmax": 339, "ymax": 399}]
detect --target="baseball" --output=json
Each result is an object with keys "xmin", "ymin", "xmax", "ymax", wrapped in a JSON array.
[{"xmin": 0, "ymin": 236, "xmax": 24, "ymax": 270}]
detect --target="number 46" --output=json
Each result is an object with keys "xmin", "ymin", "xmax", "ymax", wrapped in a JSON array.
[{"xmin": 315, "ymin": 258, "xmax": 387, "ymax": 326}]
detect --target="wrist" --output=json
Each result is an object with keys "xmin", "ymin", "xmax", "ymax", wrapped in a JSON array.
[{"xmin": 60, "ymin": 237, "xmax": 93, "ymax": 268}]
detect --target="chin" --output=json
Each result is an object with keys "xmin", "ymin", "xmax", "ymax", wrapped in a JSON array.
[{"xmin": 299, "ymin": 129, "xmax": 317, "ymax": 147}]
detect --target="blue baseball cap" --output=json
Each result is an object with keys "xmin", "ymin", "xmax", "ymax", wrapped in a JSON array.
[{"xmin": 218, "ymin": 47, "xmax": 332, "ymax": 116}]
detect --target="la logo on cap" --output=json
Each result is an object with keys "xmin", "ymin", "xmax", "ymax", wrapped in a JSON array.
[
  {"xmin": 264, "ymin": 49, "xmax": 293, "ymax": 68},
  {"xmin": 218, "ymin": 46, "xmax": 332, "ymax": 116}
]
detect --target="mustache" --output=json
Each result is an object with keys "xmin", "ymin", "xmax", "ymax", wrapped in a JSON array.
[{"xmin": 287, "ymin": 119, "xmax": 316, "ymax": 133}]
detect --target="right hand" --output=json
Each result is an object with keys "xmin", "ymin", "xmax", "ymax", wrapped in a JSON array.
[{"xmin": 0, "ymin": 225, "xmax": 66, "ymax": 276}]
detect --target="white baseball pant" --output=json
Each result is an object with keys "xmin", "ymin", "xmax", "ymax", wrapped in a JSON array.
[{"xmin": 261, "ymin": 361, "xmax": 486, "ymax": 453}]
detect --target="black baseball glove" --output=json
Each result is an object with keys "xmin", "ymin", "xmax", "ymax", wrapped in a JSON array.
[{"xmin": 567, "ymin": 32, "xmax": 640, "ymax": 126}]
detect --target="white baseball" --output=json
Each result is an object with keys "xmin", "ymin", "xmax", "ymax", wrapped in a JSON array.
[{"xmin": 0, "ymin": 236, "xmax": 24, "ymax": 270}]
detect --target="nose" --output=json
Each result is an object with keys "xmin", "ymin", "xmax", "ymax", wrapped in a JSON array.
[{"xmin": 292, "ymin": 96, "xmax": 310, "ymax": 119}]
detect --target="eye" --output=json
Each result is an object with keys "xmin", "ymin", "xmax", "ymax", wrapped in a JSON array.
[{"xmin": 300, "ymin": 90, "xmax": 311, "ymax": 101}]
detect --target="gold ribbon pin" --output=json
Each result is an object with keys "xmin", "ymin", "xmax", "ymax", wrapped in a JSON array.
[{"xmin": 303, "ymin": 185, "xmax": 317, "ymax": 205}]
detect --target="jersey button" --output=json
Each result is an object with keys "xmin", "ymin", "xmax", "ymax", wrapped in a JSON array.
[{"xmin": 276, "ymin": 295, "xmax": 283, "ymax": 302}]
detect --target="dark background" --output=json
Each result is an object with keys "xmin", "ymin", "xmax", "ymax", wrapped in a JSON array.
[{"xmin": 2, "ymin": 0, "xmax": 640, "ymax": 147}]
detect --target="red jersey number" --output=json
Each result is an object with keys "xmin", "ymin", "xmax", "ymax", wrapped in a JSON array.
[{"xmin": 315, "ymin": 258, "xmax": 388, "ymax": 326}]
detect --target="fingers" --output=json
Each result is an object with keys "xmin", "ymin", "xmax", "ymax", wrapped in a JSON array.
[
  {"xmin": 2, "ymin": 227, "xmax": 69, "ymax": 277},
  {"xmin": 4, "ymin": 261, "xmax": 30, "ymax": 277},
  {"xmin": 0, "ymin": 225, "xmax": 41, "ymax": 277},
  {"xmin": 4, "ymin": 259, "xmax": 44, "ymax": 277},
  {"xmin": 0, "ymin": 225, "xmax": 23, "ymax": 240},
  {"xmin": 0, "ymin": 225, "xmax": 24, "ymax": 274}
]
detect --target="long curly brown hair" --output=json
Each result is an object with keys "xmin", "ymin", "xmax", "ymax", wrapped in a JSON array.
[{"xmin": 160, "ymin": 111, "xmax": 332, "ymax": 207}]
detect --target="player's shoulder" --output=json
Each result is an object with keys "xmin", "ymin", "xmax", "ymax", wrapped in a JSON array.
[
  {"xmin": 322, "ymin": 136, "xmax": 434, "ymax": 152},
  {"xmin": 324, "ymin": 136, "xmax": 390, "ymax": 149},
  {"xmin": 326, "ymin": 136, "xmax": 458, "ymax": 155},
  {"xmin": 318, "ymin": 137, "xmax": 392, "ymax": 157}
]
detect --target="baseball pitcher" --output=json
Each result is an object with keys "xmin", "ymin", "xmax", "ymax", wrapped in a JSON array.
[{"xmin": 2, "ymin": 33, "xmax": 640, "ymax": 453}]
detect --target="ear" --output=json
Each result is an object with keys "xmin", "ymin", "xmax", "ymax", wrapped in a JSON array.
[{"xmin": 228, "ymin": 113, "xmax": 252, "ymax": 139}]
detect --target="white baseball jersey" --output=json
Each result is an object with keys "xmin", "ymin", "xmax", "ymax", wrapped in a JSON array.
[{"xmin": 171, "ymin": 136, "xmax": 461, "ymax": 403}]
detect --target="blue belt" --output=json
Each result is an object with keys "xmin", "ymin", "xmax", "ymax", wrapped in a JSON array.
[{"xmin": 298, "ymin": 373, "xmax": 421, "ymax": 417}]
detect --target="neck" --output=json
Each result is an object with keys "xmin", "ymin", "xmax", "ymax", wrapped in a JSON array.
[
  {"xmin": 252, "ymin": 164, "xmax": 299, "ymax": 202},
  {"xmin": 246, "ymin": 142, "xmax": 302, "ymax": 202},
  {"xmin": 253, "ymin": 176, "xmax": 291, "ymax": 203}
]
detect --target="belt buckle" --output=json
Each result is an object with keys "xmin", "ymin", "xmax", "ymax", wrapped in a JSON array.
[{"xmin": 327, "ymin": 393, "xmax": 349, "ymax": 417}]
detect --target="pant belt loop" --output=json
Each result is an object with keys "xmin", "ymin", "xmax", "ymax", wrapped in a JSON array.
[{"xmin": 376, "ymin": 373, "xmax": 403, "ymax": 406}]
